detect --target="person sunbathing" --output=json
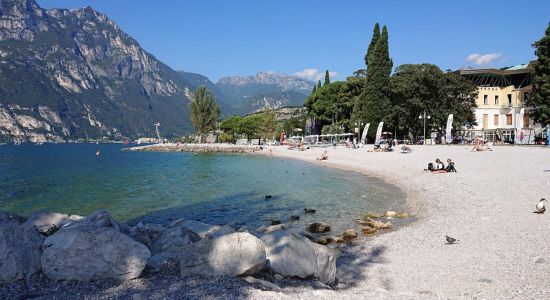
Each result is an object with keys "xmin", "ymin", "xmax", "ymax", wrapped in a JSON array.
[
  {"xmin": 316, "ymin": 151, "xmax": 328, "ymax": 160},
  {"xmin": 401, "ymin": 144, "xmax": 412, "ymax": 153},
  {"xmin": 446, "ymin": 158, "xmax": 457, "ymax": 172}
]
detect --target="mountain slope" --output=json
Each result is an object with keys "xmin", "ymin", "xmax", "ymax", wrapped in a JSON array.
[
  {"xmin": 216, "ymin": 72, "xmax": 313, "ymax": 114},
  {"xmin": 0, "ymin": 0, "xmax": 193, "ymax": 142}
]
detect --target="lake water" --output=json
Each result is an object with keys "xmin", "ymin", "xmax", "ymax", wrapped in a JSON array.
[{"xmin": 0, "ymin": 144, "xmax": 408, "ymax": 233}]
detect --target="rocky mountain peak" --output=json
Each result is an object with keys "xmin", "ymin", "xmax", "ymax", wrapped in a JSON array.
[{"xmin": 217, "ymin": 72, "xmax": 313, "ymax": 92}]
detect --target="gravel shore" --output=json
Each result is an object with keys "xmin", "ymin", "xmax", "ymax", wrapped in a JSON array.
[
  {"xmin": 249, "ymin": 144, "xmax": 550, "ymax": 299},
  {"xmin": 3, "ymin": 144, "xmax": 549, "ymax": 299}
]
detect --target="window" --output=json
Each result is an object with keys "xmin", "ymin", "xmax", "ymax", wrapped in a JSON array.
[
  {"xmin": 483, "ymin": 95, "xmax": 488, "ymax": 105},
  {"xmin": 506, "ymin": 114, "xmax": 513, "ymax": 125},
  {"xmin": 523, "ymin": 113, "xmax": 530, "ymax": 128},
  {"xmin": 507, "ymin": 94, "xmax": 512, "ymax": 106},
  {"xmin": 494, "ymin": 114, "xmax": 499, "ymax": 126},
  {"xmin": 495, "ymin": 95, "xmax": 499, "ymax": 105},
  {"xmin": 483, "ymin": 114, "xmax": 488, "ymax": 129}
]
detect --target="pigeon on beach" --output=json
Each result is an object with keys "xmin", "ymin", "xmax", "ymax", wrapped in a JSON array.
[
  {"xmin": 534, "ymin": 198, "xmax": 546, "ymax": 214},
  {"xmin": 445, "ymin": 235, "xmax": 458, "ymax": 244}
]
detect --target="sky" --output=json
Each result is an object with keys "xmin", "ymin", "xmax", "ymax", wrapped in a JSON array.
[{"xmin": 40, "ymin": 0, "xmax": 550, "ymax": 82}]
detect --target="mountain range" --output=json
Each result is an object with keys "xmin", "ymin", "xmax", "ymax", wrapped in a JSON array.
[{"xmin": 0, "ymin": 0, "xmax": 312, "ymax": 142}]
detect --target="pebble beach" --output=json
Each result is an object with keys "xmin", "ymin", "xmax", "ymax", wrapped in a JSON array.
[{"xmin": 249, "ymin": 144, "xmax": 550, "ymax": 299}]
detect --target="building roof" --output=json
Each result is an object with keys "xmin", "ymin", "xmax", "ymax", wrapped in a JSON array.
[{"xmin": 457, "ymin": 61, "xmax": 536, "ymax": 76}]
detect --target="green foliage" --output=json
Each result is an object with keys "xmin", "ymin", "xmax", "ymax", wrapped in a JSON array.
[
  {"xmin": 358, "ymin": 24, "xmax": 393, "ymax": 128},
  {"xmin": 317, "ymin": 80, "xmax": 322, "ymax": 89},
  {"xmin": 528, "ymin": 22, "xmax": 550, "ymax": 126},
  {"xmin": 190, "ymin": 86, "xmax": 221, "ymax": 142},
  {"xmin": 219, "ymin": 115, "xmax": 243, "ymax": 143},
  {"xmin": 365, "ymin": 22, "xmax": 380, "ymax": 67},
  {"xmin": 312, "ymin": 84, "xmax": 317, "ymax": 93},
  {"xmin": 324, "ymin": 70, "xmax": 330, "ymax": 86},
  {"xmin": 304, "ymin": 81, "xmax": 357, "ymax": 131},
  {"xmin": 391, "ymin": 64, "xmax": 477, "ymax": 136}
]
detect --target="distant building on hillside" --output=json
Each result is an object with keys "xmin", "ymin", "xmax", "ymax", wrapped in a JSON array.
[{"xmin": 458, "ymin": 61, "xmax": 544, "ymax": 143}]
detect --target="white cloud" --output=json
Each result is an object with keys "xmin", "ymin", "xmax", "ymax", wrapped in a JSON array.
[
  {"xmin": 292, "ymin": 68, "xmax": 339, "ymax": 82},
  {"xmin": 466, "ymin": 53, "xmax": 503, "ymax": 66}
]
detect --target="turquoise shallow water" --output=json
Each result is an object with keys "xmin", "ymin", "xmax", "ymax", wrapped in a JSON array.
[{"xmin": 0, "ymin": 144, "xmax": 407, "ymax": 233}]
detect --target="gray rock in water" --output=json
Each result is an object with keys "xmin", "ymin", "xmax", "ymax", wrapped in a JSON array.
[
  {"xmin": 306, "ymin": 222, "xmax": 331, "ymax": 233},
  {"xmin": 0, "ymin": 223, "xmax": 44, "ymax": 282},
  {"xmin": 261, "ymin": 230, "xmax": 340, "ymax": 285},
  {"xmin": 179, "ymin": 232, "xmax": 266, "ymax": 277},
  {"xmin": 23, "ymin": 211, "xmax": 72, "ymax": 235},
  {"xmin": 256, "ymin": 224, "xmax": 286, "ymax": 234},
  {"xmin": 41, "ymin": 210, "xmax": 150, "ymax": 281}
]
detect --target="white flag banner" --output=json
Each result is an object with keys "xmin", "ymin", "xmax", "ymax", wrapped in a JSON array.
[
  {"xmin": 445, "ymin": 114, "xmax": 453, "ymax": 144},
  {"xmin": 374, "ymin": 122, "xmax": 384, "ymax": 146},
  {"xmin": 360, "ymin": 123, "xmax": 370, "ymax": 144},
  {"xmin": 515, "ymin": 108, "xmax": 524, "ymax": 143}
]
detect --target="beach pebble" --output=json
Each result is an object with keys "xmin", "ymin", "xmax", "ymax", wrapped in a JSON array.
[
  {"xmin": 363, "ymin": 218, "xmax": 391, "ymax": 230},
  {"xmin": 396, "ymin": 212, "xmax": 410, "ymax": 218}
]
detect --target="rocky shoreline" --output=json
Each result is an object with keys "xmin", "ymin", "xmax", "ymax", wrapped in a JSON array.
[{"xmin": 123, "ymin": 143, "xmax": 262, "ymax": 154}]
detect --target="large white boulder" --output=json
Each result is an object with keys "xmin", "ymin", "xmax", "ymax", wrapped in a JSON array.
[
  {"xmin": 261, "ymin": 230, "xmax": 340, "ymax": 285},
  {"xmin": 0, "ymin": 223, "xmax": 44, "ymax": 282},
  {"xmin": 179, "ymin": 232, "xmax": 266, "ymax": 277},
  {"xmin": 41, "ymin": 210, "xmax": 150, "ymax": 281},
  {"xmin": 23, "ymin": 211, "xmax": 72, "ymax": 235}
]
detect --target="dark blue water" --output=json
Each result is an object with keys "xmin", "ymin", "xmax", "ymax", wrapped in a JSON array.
[{"xmin": 0, "ymin": 144, "xmax": 406, "ymax": 232}]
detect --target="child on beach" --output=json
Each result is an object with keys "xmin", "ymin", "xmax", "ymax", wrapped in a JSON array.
[
  {"xmin": 446, "ymin": 158, "xmax": 457, "ymax": 172},
  {"xmin": 317, "ymin": 151, "xmax": 328, "ymax": 161}
]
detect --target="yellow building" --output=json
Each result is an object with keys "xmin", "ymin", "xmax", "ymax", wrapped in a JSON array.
[{"xmin": 458, "ymin": 61, "xmax": 541, "ymax": 143}]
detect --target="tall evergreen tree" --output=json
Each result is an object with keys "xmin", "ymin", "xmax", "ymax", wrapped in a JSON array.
[
  {"xmin": 312, "ymin": 84, "xmax": 317, "ymax": 94},
  {"xmin": 324, "ymin": 70, "xmax": 330, "ymax": 86},
  {"xmin": 361, "ymin": 25, "xmax": 393, "ymax": 129},
  {"xmin": 317, "ymin": 80, "xmax": 322, "ymax": 89},
  {"xmin": 190, "ymin": 85, "xmax": 220, "ymax": 143},
  {"xmin": 528, "ymin": 22, "xmax": 550, "ymax": 126},
  {"xmin": 365, "ymin": 23, "xmax": 380, "ymax": 67}
]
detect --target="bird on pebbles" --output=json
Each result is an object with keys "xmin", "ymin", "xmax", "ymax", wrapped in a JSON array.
[
  {"xmin": 445, "ymin": 235, "xmax": 458, "ymax": 245},
  {"xmin": 534, "ymin": 198, "xmax": 546, "ymax": 214}
]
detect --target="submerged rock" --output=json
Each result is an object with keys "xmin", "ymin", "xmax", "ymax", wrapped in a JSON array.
[
  {"xmin": 362, "ymin": 227, "xmax": 377, "ymax": 235},
  {"xmin": 342, "ymin": 229, "xmax": 358, "ymax": 240},
  {"xmin": 289, "ymin": 215, "xmax": 300, "ymax": 221},
  {"xmin": 261, "ymin": 230, "xmax": 340, "ymax": 285},
  {"xmin": 179, "ymin": 232, "xmax": 266, "ymax": 277},
  {"xmin": 396, "ymin": 212, "xmax": 410, "ymax": 218},
  {"xmin": 364, "ymin": 218, "xmax": 391, "ymax": 230},
  {"xmin": 0, "ymin": 223, "xmax": 44, "ymax": 282},
  {"xmin": 41, "ymin": 210, "xmax": 150, "ymax": 281},
  {"xmin": 257, "ymin": 224, "xmax": 286, "ymax": 234},
  {"xmin": 271, "ymin": 220, "xmax": 282, "ymax": 226},
  {"xmin": 306, "ymin": 222, "xmax": 331, "ymax": 233},
  {"xmin": 385, "ymin": 211, "xmax": 397, "ymax": 218},
  {"xmin": 366, "ymin": 212, "xmax": 382, "ymax": 219},
  {"xmin": 0, "ymin": 211, "xmax": 24, "ymax": 225}
]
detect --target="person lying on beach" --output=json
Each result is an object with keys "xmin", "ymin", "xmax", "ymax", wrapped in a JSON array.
[
  {"xmin": 401, "ymin": 144, "xmax": 412, "ymax": 153},
  {"xmin": 446, "ymin": 158, "xmax": 457, "ymax": 172},
  {"xmin": 424, "ymin": 159, "xmax": 448, "ymax": 173},
  {"xmin": 316, "ymin": 151, "xmax": 328, "ymax": 160}
]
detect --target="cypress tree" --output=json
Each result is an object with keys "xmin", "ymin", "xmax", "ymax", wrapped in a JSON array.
[
  {"xmin": 312, "ymin": 84, "xmax": 317, "ymax": 94},
  {"xmin": 324, "ymin": 70, "xmax": 330, "ymax": 86},
  {"xmin": 362, "ymin": 25, "xmax": 392, "ymax": 126},
  {"xmin": 317, "ymin": 80, "xmax": 322, "ymax": 89},
  {"xmin": 529, "ymin": 22, "xmax": 550, "ymax": 126},
  {"xmin": 365, "ymin": 23, "xmax": 380, "ymax": 67}
]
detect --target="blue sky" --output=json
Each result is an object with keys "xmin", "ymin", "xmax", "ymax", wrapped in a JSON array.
[{"xmin": 40, "ymin": 0, "xmax": 550, "ymax": 82}]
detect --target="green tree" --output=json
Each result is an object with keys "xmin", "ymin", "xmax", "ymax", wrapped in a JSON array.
[
  {"xmin": 365, "ymin": 22, "xmax": 380, "ymax": 67},
  {"xmin": 528, "ymin": 22, "xmax": 550, "ymax": 126},
  {"xmin": 312, "ymin": 84, "xmax": 317, "ymax": 94},
  {"xmin": 317, "ymin": 80, "xmax": 322, "ymax": 89},
  {"xmin": 219, "ymin": 115, "xmax": 243, "ymax": 143},
  {"xmin": 324, "ymin": 70, "xmax": 330, "ymax": 86},
  {"xmin": 359, "ymin": 24, "xmax": 393, "ymax": 130},
  {"xmin": 391, "ymin": 64, "xmax": 477, "ymax": 139},
  {"xmin": 190, "ymin": 85, "xmax": 220, "ymax": 143}
]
